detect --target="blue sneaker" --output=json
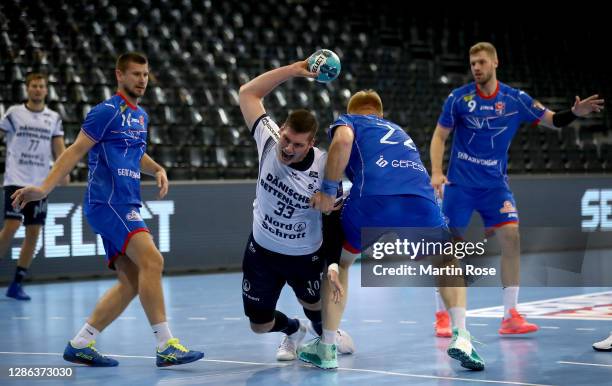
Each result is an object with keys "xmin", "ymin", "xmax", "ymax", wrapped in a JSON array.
[
  {"xmin": 63, "ymin": 341, "xmax": 119, "ymax": 367},
  {"xmin": 6, "ymin": 282, "xmax": 31, "ymax": 301},
  {"xmin": 156, "ymin": 338, "xmax": 204, "ymax": 367}
]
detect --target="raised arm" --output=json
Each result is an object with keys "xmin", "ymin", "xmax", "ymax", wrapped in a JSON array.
[{"xmin": 238, "ymin": 61, "xmax": 315, "ymax": 129}]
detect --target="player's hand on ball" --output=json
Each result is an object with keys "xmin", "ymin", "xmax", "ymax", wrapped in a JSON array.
[
  {"xmin": 156, "ymin": 169, "xmax": 169, "ymax": 199},
  {"xmin": 430, "ymin": 173, "xmax": 449, "ymax": 199},
  {"xmin": 327, "ymin": 269, "xmax": 344, "ymax": 303},
  {"xmin": 292, "ymin": 60, "xmax": 317, "ymax": 78},
  {"xmin": 11, "ymin": 186, "xmax": 46, "ymax": 209}
]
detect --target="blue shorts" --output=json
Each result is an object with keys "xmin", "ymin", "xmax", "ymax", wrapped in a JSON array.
[
  {"xmin": 84, "ymin": 203, "xmax": 150, "ymax": 270},
  {"xmin": 442, "ymin": 184, "xmax": 519, "ymax": 236},
  {"xmin": 341, "ymin": 195, "xmax": 449, "ymax": 253}
]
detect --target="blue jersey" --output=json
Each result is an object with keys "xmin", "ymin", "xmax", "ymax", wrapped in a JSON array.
[
  {"xmin": 328, "ymin": 114, "xmax": 435, "ymax": 202},
  {"xmin": 81, "ymin": 93, "xmax": 148, "ymax": 205},
  {"xmin": 438, "ymin": 81, "xmax": 546, "ymax": 188}
]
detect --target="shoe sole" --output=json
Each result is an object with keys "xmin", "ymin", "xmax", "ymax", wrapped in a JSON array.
[
  {"xmin": 447, "ymin": 348, "xmax": 485, "ymax": 371},
  {"xmin": 63, "ymin": 355, "xmax": 119, "ymax": 367},
  {"xmin": 156, "ymin": 352, "xmax": 204, "ymax": 367},
  {"xmin": 298, "ymin": 353, "xmax": 338, "ymax": 370},
  {"xmin": 593, "ymin": 346, "xmax": 612, "ymax": 352},
  {"xmin": 499, "ymin": 327, "xmax": 538, "ymax": 335}
]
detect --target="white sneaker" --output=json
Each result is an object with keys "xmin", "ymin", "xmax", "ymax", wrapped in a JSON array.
[
  {"xmin": 336, "ymin": 329, "xmax": 355, "ymax": 354},
  {"xmin": 593, "ymin": 332, "xmax": 612, "ymax": 352},
  {"xmin": 276, "ymin": 322, "xmax": 307, "ymax": 361}
]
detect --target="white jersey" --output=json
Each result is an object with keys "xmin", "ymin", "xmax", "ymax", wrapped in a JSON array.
[
  {"xmin": 251, "ymin": 114, "xmax": 326, "ymax": 255},
  {"xmin": 0, "ymin": 104, "xmax": 63, "ymax": 187}
]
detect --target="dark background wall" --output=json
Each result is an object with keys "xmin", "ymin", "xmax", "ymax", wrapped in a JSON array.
[{"xmin": 0, "ymin": 176, "xmax": 610, "ymax": 283}]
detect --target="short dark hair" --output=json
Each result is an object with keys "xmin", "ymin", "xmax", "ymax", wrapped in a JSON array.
[
  {"xmin": 25, "ymin": 72, "xmax": 48, "ymax": 87},
  {"xmin": 284, "ymin": 109, "xmax": 318, "ymax": 138},
  {"xmin": 116, "ymin": 52, "xmax": 148, "ymax": 72}
]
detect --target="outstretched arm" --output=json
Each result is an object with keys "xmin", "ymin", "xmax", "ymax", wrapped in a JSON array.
[
  {"xmin": 12, "ymin": 130, "xmax": 95, "ymax": 208},
  {"xmin": 238, "ymin": 61, "xmax": 315, "ymax": 129},
  {"xmin": 539, "ymin": 94, "xmax": 605, "ymax": 130}
]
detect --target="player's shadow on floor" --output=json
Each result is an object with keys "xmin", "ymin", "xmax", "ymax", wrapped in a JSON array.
[{"xmin": 246, "ymin": 365, "xmax": 339, "ymax": 386}]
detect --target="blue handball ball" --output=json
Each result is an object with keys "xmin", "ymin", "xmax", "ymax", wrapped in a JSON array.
[{"xmin": 307, "ymin": 49, "xmax": 341, "ymax": 83}]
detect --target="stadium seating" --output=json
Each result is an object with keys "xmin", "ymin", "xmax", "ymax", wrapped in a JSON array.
[{"xmin": 0, "ymin": 0, "xmax": 609, "ymax": 180}]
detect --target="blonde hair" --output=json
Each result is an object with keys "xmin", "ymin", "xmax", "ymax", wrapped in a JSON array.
[
  {"xmin": 347, "ymin": 89, "xmax": 383, "ymax": 116},
  {"xmin": 469, "ymin": 42, "xmax": 498, "ymax": 59}
]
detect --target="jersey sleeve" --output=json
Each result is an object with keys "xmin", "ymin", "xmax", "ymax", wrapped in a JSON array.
[
  {"xmin": 516, "ymin": 90, "xmax": 547, "ymax": 123},
  {"xmin": 251, "ymin": 114, "xmax": 279, "ymax": 153},
  {"xmin": 327, "ymin": 115, "xmax": 353, "ymax": 139},
  {"xmin": 0, "ymin": 107, "xmax": 17, "ymax": 133},
  {"xmin": 81, "ymin": 104, "xmax": 118, "ymax": 142},
  {"xmin": 52, "ymin": 114, "xmax": 64, "ymax": 137},
  {"xmin": 437, "ymin": 93, "xmax": 457, "ymax": 130}
]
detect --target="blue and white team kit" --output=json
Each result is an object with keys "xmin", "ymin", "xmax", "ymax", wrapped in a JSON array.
[
  {"xmin": 81, "ymin": 93, "xmax": 149, "ymax": 268},
  {"xmin": 328, "ymin": 114, "xmax": 446, "ymax": 252},
  {"xmin": 438, "ymin": 81, "xmax": 547, "ymax": 232},
  {"xmin": 0, "ymin": 104, "xmax": 63, "ymax": 225}
]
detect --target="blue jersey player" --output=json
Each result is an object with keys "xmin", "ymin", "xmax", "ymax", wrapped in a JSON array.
[
  {"xmin": 11, "ymin": 52, "xmax": 204, "ymax": 367},
  {"xmin": 301, "ymin": 90, "xmax": 485, "ymax": 371},
  {"xmin": 429, "ymin": 42, "xmax": 604, "ymax": 336}
]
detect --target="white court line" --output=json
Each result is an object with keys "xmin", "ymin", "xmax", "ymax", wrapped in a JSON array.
[
  {"xmin": 222, "ymin": 317, "xmax": 242, "ymax": 321},
  {"xmin": 575, "ymin": 328, "xmax": 596, "ymax": 331},
  {"xmin": 50, "ymin": 317, "xmax": 66, "ymax": 320},
  {"xmin": 187, "ymin": 317, "xmax": 208, "ymax": 320},
  {"xmin": 11, "ymin": 317, "xmax": 30, "ymax": 320},
  {"xmin": 0, "ymin": 351, "xmax": 551, "ymax": 385},
  {"xmin": 540, "ymin": 326, "xmax": 560, "ymax": 329},
  {"xmin": 363, "ymin": 320, "xmax": 383, "ymax": 323},
  {"xmin": 399, "ymin": 320, "xmax": 417, "ymax": 324},
  {"xmin": 469, "ymin": 323, "xmax": 489, "ymax": 326},
  {"xmin": 557, "ymin": 361, "xmax": 612, "ymax": 368},
  {"xmin": 118, "ymin": 316, "xmax": 137, "ymax": 320}
]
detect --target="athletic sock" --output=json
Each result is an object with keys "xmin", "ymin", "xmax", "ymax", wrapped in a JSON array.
[
  {"xmin": 322, "ymin": 329, "xmax": 336, "ymax": 344},
  {"xmin": 269, "ymin": 310, "xmax": 299, "ymax": 335},
  {"xmin": 448, "ymin": 307, "xmax": 466, "ymax": 330},
  {"xmin": 152, "ymin": 321, "xmax": 174, "ymax": 350},
  {"xmin": 503, "ymin": 286, "xmax": 519, "ymax": 319},
  {"xmin": 13, "ymin": 266, "xmax": 28, "ymax": 284},
  {"xmin": 435, "ymin": 288, "xmax": 446, "ymax": 312},
  {"xmin": 71, "ymin": 323, "xmax": 100, "ymax": 349},
  {"xmin": 303, "ymin": 308, "xmax": 323, "ymax": 336}
]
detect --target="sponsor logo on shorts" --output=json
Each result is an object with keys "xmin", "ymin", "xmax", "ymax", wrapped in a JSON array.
[
  {"xmin": 499, "ymin": 201, "xmax": 517, "ymax": 214},
  {"xmin": 126, "ymin": 209, "xmax": 142, "ymax": 221},
  {"xmin": 376, "ymin": 155, "xmax": 389, "ymax": 168},
  {"xmin": 248, "ymin": 242, "xmax": 256, "ymax": 253},
  {"xmin": 312, "ymin": 255, "xmax": 319, "ymax": 262},
  {"xmin": 242, "ymin": 279, "xmax": 251, "ymax": 292}
]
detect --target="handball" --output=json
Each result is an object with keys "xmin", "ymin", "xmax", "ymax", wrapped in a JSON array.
[{"xmin": 307, "ymin": 49, "xmax": 341, "ymax": 83}]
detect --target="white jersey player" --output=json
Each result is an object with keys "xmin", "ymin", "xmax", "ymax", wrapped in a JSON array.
[
  {"xmin": 0, "ymin": 73, "xmax": 68, "ymax": 300},
  {"xmin": 238, "ymin": 59, "xmax": 353, "ymax": 362}
]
